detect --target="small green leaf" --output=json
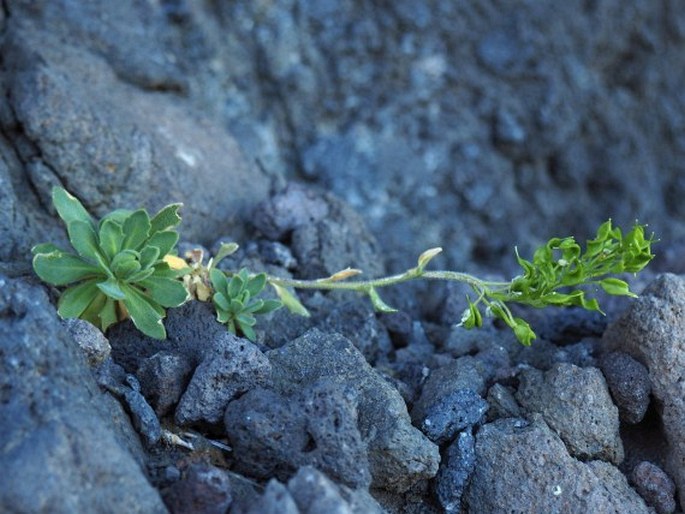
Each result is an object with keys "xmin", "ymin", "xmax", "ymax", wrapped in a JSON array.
[
  {"xmin": 149, "ymin": 203, "xmax": 182, "ymax": 235},
  {"xmin": 111, "ymin": 251, "xmax": 141, "ymax": 279},
  {"xmin": 80, "ymin": 291, "xmax": 108, "ymax": 329},
  {"xmin": 210, "ymin": 268, "xmax": 229, "ymax": 296},
  {"xmin": 460, "ymin": 298, "xmax": 482, "ymax": 330},
  {"xmin": 246, "ymin": 273, "xmax": 267, "ymax": 297},
  {"xmin": 67, "ymin": 220, "xmax": 102, "ymax": 262},
  {"xmin": 213, "ymin": 292, "xmax": 230, "ymax": 311},
  {"xmin": 139, "ymin": 276, "xmax": 189, "ymax": 307},
  {"xmin": 228, "ymin": 274, "xmax": 245, "ymax": 299},
  {"xmin": 120, "ymin": 283, "xmax": 166, "ymax": 339},
  {"xmin": 52, "ymin": 187, "xmax": 94, "ymax": 229},
  {"xmin": 216, "ymin": 309, "xmax": 231, "ymax": 324},
  {"xmin": 417, "ymin": 247, "xmax": 443, "ymax": 272},
  {"xmin": 33, "ymin": 251, "xmax": 103, "ymax": 286},
  {"xmin": 146, "ymin": 231, "xmax": 179, "ymax": 257},
  {"xmin": 242, "ymin": 299, "xmax": 265, "ymax": 314},
  {"xmin": 238, "ymin": 322, "xmax": 257, "ymax": 342},
  {"xmin": 57, "ymin": 279, "xmax": 100, "ymax": 318},
  {"xmin": 98, "ymin": 219, "xmax": 125, "ymax": 261},
  {"xmin": 272, "ymin": 283, "xmax": 310, "ymax": 317},
  {"xmin": 32, "ymin": 243, "xmax": 62, "ymax": 256},
  {"xmin": 237, "ymin": 313, "xmax": 257, "ymax": 327},
  {"xmin": 97, "ymin": 278, "xmax": 127, "ymax": 300},
  {"xmin": 368, "ymin": 287, "xmax": 397, "ymax": 313},
  {"xmin": 126, "ymin": 267, "xmax": 155, "ymax": 283},
  {"xmin": 230, "ymin": 298, "xmax": 244, "ymax": 313},
  {"xmin": 99, "ymin": 298, "xmax": 119, "ymax": 332},
  {"xmin": 139, "ymin": 246, "xmax": 161, "ymax": 270},
  {"xmin": 512, "ymin": 317, "xmax": 536, "ymax": 346},
  {"xmin": 122, "ymin": 209, "xmax": 151, "ymax": 250},
  {"xmin": 600, "ymin": 278, "xmax": 636, "ymax": 297},
  {"xmin": 253, "ymin": 299, "xmax": 282, "ymax": 315},
  {"xmin": 209, "ymin": 242, "xmax": 239, "ymax": 269}
]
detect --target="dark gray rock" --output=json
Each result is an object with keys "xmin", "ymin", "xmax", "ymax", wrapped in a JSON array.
[
  {"xmin": 599, "ymin": 351, "xmax": 651, "ymax": 424},
  {"xmin": 287, "ymin": 466, "xmax": 384, "ymax": 514},
  {"xmin": 163, "ymin": 464, "xmax": 233, "ymax": 514},
  {"xmin": 319, "ymin": 300, "xmax": 393, "ymax": 364},
  {"xmin": 63, "ymin": 318, "xmax": 111, "ymax": 366},
  {"xmin": 254, "ymin": 183, "xmax": 384, "ymax": 280},
  {"xmin": 630, "ymin": 461, "xmax": 677, "ymax": 514},
  {"xmin": 411, "ymin": 357, "xmax": 488, "ymax": 443},
  {"xmin": 136, "ymin": 351, "xmax": 194, "ymax": 417},
  {"xmin": 175, "ymin": 333, "xmax": 272, "ymax": 427},
  {"xmin": 123, "ymin": 380, "xmax": 162, "ymax": 448},
  {"xmin": 435, "ymin": 430, "xmax": 476, "ymax": 513},
  {"xmin": 603, "ymin": 274, "xmax": 685, "ymax": 511},
  {"xmin": 485, "ymin": 383, "xmax": 522, "ymax": 421},
  {"xmin": 242, "ymin": 479, "xmax": 299, "ymax": 514},
  {"xmin": 464, "ymin": 416, "xmax": 650, "ymax": 514},
  {"xmin": 268, "ymin": 329, "xmax": 440, "ymax": 492},
  {"xmin": 417, "ymin": 389, "xmax": 488, "ymax": 445},
  {"xmin": 0, "ymin": 276, "xmax": 166, "ymax": 513},
  {"xmin": 225, "ymin": 380, "xmax": 370, "ymax": 488},
  {"xmin": 516, "ymin": 363, "xmax": 624, "ymax": 464}
]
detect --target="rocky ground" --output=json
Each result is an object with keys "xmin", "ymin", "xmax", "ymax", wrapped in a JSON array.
[{"xmin": 1, "ymin": 1, "xmax": 684, "ymax": 513}]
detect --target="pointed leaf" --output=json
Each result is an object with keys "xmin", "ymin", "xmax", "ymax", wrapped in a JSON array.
[
  {"xmin": 272, "ymin": 284, "xmax": 310, "ymax": 317},
  {"xmin": 417, "ymin": 247, "xmax": 443, "ymax": 272},
  {"xmin": 52, "ymin": 186, "xmax": 94, "ymax": 228},
  {"xmin": 97, "ymin": 278, "xmax": 127, "ymax": 300},
  {"xmin": 99, "ymin": 219, "xmax": 124, "ymax": 261},
  {"xmin": 213, "ymin": 292, "xmax": 230, "ymax": 311},
  {"xmin": 120, "ymin": 283, "xmax": 166, "ymax": 339},
  {"xmin": 512, "ymin": 317, "xmax": 536, "ymax": 346},
  {"xmin": 122, "ymin": 209, "xmax": 151, "ymax": 250},
  {"xmin": 368, "ymin": 287, "xmax": 397, "ymax": 313},
  {"xmin": 57, "ymin": 279, "xmax": 100, "ymax": 318},
  {"xmin": 246, "ymin": 273, "xmax": 267, "ymax": 297},
  {"xmin": 67, "ymin": 220, "xmax": 102, "ymax": 262},
  {"xmin": 139, "ymin": 246, "xmax": 161, "ymax": 270},
  {"xmin": 237, "ymin": 321, "xmax": 256, "ymax": 342},
  {"xmin": 33, "ymin": 251, "xmax": 103, "ymax": 285},
  {"xmin": 149, "ymin": 203, "xmax": 182, "ymax": 235},
  {"xmin": 139, "ymin": 276, "xmax": 189, "ymax": 307},
  {"xmin": 600, "ymin": 278, "xmax": 636, "ymax": 297},
  {"xmin": 210, "ymin": 269, "xmax": 229, "ymax": 296},
  {"xmin": 210, "ymin": 242, "xmax": 239, "ymax": 269},
  {"xmin": 253, "ymin": 299, "xmax": 282, "ymax": 315},
  {"xmin": 228, "ymin": 274, "xmax": 244, "ymax": 299},
  {"xmin": 147, "ymin": 231, "xmax": 179, "ymax": 257},
  {"xmin": 99, "ymin": 298, "xmax": 119, "ymax": 332},
  {"xmin": 80, "ymin": 291, "xmax": 108, "ymax": 330}
]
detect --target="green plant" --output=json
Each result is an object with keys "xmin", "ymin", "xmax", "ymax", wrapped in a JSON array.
[
  {"xmin": 263, "ymin": 220, "xmax": 655, "ymax": 345},
  {"xmin": 32, "ymin": 188, "xmax": 654, "ymax": 345},
  {"xmin": 32, "ymin": 187, "xmax": 189, "ymax": 339}
]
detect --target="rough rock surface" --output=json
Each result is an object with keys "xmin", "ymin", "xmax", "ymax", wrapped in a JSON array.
[
  {"xmin": 435, "ymin": 430, "xmax": 476, "ymax": 513},
  {"xmin": 464, "ymin": 416, "xmax": 650, "ymax": 514},
  {"xmin": 516, "ymin": 363, "xmax": 624, "ymax": 465},
  {"xmin": 630, "ymin": 461, "xmax": 677, "ymax": 514},
  {"xmin": 603, "ymin": 273, "xmax": 685, "ymax": 511},
  {"xmin": 225, "ymin": 381, "xmax": 371, "ymax": 488},
  {"xmin": 268, "ymin": 329, "xmax": 440, "ymax": 492},
  {"xmin": 599, "ymin": 350, "xmax": 652, "ymax": 424},
  {"xmin": 0, "ymin": 276, "xmax": 166, "ymax": 513},
  {"xmin": 162, "ymin": 464, "xmax": 233, "ymax": 514}
]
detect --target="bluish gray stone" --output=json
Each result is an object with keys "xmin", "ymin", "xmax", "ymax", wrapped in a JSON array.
[{"xmin": 435, "ymin": 430, "xmax": 476, "ymax": 513}]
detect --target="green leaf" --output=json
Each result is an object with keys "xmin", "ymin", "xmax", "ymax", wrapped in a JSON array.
[
  {"xmin": 210, "ymin": 242, "xmax": 239, "ymax": 269},
  {"xmin": 67, "ymin": 220, "xmax": 102, "ymax": 262},
  {"xmin": 32, "ymin": 243, "xmax": 63, "ymax": 256},
  {"xmin": 122, "ymin": 209, "xmax": 151, "ymax": 250},
  {"xmin": 461, "ymin": 298, "xmax": 482, "ymax": 329},
  {"xmin": 99, "ymin": 298, "xmax": 119, "ymax": 332},
  {"xmin": 246, "ymin": 273, "xmax": 267, "ymax": 297},
  {"xmin": 99, "ymin": 219, "xmax": 124, "ymax": 261},
  {"xmin": 149, "ymin": 203, "xmax": 182, "ymax": 235},
  {"xmin": 80, "ymin": 291, "xmax": 108, "ymax": 329},
  {"xmin": 253, "ymin": 299, "xmax": 282, "ymax": 315},
  {"xmin": 111, "ymin": 251, "xmax": 141, "ymax": 279},
  {"xmin": 139, "ymin": 246, "xmax": 161, "ymax": 270},
  {"xmin": 512, "ymin": 317, "xmax": 536, "ymax": 346},
  {"xmin": 52, "ymin": 186, "xmax": 94, "ymax": 229},
  {"xmin": 237, "ymin": 321, "xmax": 257, "ymax": 342},
  {"xmin": 368, "ymin": 287, "xmax": 397, "ymax": 313},
  {"xmin": 230, "ymin": 298, "xmax": 244, "ymax": 313},
  {"xmin": 229, "ymin": 274, "xmax": 245, "ymax": 299},
  {"xmin": 120, "ymin": 283, "xmax": 166, "ymax": 339},
  {"xmin": 146, "ymin": 231, "xmax": 179, "ymax": 258},
  {"xmin": 126, "ymin": 267, "xmax": 155, "ymax": 283},
  {"xmin": 210, "ymin": 269, "xmax": 229, "ymax": 296},
  {"xmin": 213, "ymin": 292, "xmax": 230, "ymax": 311},
  {"xmin": 139, "ymin": 276, "xmax": 189, "ymax": 307},
  {"xmin": 97, "ymin": 278, "xmax": 127, "ymax": 300},
  {"xmin": 237, "ymin": 313, "xmax": 257, "ymax": 327},
  {"xmin": 33, "ymin": 251, "xmax": 103, "ymax": 286},
  {"xmin": 417, "ymin": 247, "xmax": 443, "ymax": 272},
  {"xmin": 272, "ymin": 284, "xmax": 310, "ymax": 317},
  {"xmin": 57, "ymin": 279, "xmax": 100, "ymax": 318},
  {"xmin": 600, "ymin": 278, "xmax": 636, "ymax": 297}
]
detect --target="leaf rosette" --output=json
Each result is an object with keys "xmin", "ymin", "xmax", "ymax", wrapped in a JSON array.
[{"xmin": 32, "ymin": 187, "xmax": 189, "ymax": 339}]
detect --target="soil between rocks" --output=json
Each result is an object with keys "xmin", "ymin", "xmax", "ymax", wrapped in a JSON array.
[{"xmin": 1, "ymin": 2, "xmax": 685, "ymax": 513}]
